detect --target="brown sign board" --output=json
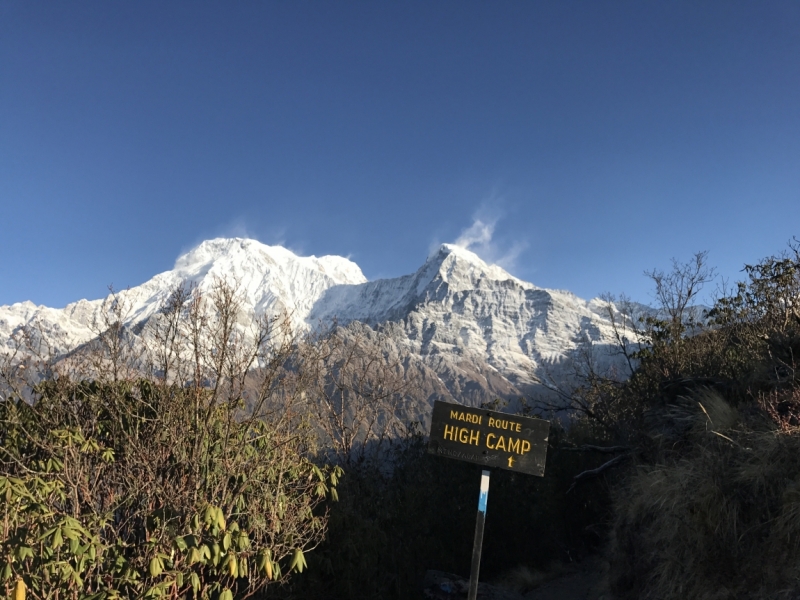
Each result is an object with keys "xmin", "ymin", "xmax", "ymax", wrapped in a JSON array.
[{"xmin": 427, "ymin": 401, "xmax": 550, "ymax": 476}]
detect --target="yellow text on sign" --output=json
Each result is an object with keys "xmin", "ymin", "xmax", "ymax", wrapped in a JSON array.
[
  {"xmin": 485, "ymin": 433, "xmax": 531, "ymax": 455},
  {"xmin": 443, "ymin": 424, "xmax": 481, "ymax": 445},
  {"xmin": 450, "ymin": 410, "xmax": 483, "ymax": 425},
  {"xmin": 487, "ymin": 416, "xmax": 521, "ymax": 433},
  {"xmin": 442, "ymin": 421, "xmax": 533, "ymax": 456}
]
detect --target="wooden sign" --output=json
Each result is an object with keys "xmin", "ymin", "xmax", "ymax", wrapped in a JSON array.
[{"xmin": 427, "ymin": 400, "xmax": 550, "ymax": 476}]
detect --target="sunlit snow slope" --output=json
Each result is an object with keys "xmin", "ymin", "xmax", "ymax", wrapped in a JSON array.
[{"xmin": 0, "ymin": 238, "xmax": 366, "ymax": 355}]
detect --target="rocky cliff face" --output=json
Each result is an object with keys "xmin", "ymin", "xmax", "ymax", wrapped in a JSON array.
[
  {"xmin": 1, "ymin": 238, "xmax": 625, "ymax": 407},
  {"xmin": 311, "ymin": 243, "xmax": 622, "ymax": 396}
]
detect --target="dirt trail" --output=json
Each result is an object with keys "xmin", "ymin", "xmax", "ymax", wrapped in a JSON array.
[
  {"xmin": 521, "ymin": 560, "xmax": 608, "ymax": 600},
  {"xmin": 424, "ymin": 559, "xmax": 609, "ymax": 600}
]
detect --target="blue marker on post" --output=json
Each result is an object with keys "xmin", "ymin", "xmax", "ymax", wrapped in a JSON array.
[
  {"xmin": 478, "ymin": 473, "xmax": 489, "ymax": 513},
  {"xmin": 468, "ymin": 469, "xmax": 491, "ymax": 600}
]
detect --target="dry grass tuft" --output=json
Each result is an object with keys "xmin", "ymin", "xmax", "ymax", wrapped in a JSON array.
[{"xmin": 610, "ymin": 389, "xmax": 800, "ymax": 599}]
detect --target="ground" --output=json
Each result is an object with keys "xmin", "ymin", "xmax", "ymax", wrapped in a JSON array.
[{"xmin": 424, "ymin": 558, "xmax": 609, "ymax": 600}]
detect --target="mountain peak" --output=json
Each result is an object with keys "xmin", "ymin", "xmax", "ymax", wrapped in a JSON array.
[
  {"xmin": 173, "ymin": 238, "xmax": 366, "ymax": 285},
  {"xmin": 422, "ymin": 243, "xmax": 527, "ymax": 290},
  {"xmin": 427, "ymin": 243, "xmax": 486, "ymax": 265}
]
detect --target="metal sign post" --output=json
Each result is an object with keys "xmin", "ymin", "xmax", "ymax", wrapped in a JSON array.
[
  {"xmin": 427, "ymin": 400, "xmax": 550, "ymax": 599},
  {"xmin": 467, "ymin": 469, "xmax": 491, "ymax": 600}
]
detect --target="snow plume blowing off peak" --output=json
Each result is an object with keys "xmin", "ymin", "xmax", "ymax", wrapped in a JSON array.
[
  {"xmin": 454, "ymin": 218, "xmax": 495, "ymax": 251},
  {"xmin": 447, "ymin": 212, "xmax": 527, "ymax": 274}
]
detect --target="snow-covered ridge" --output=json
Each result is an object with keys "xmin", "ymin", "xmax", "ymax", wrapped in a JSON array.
[
  {"xmin": 1, "ymin": 237, "xmax": 624, "ymax": 391},
  {"xmin": 309, "ymin": 243, "xmax": 537, "ymax": 324},
  {"xmin": 0, "ymin": 238, "xmax": 366, "ymax": 354}
]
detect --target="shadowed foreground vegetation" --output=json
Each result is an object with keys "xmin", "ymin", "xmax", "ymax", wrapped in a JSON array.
[{"xmin": 570, "ymin": 242, "xmax": 800, "ymax": 599}]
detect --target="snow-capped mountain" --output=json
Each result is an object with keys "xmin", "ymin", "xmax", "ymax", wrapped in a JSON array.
[
  {"xmin": 310, "ymin": 243, "xmax": 621, "ymax": 387},
  {"xmin": 0, "ymin": 238, "xmax": 366, "ymax": 355},
  {"xmin": 1, "ymin": 237, "xmax": 626, "ymax": 403}
]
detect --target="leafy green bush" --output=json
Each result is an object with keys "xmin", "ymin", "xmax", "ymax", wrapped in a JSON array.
[{"xmin": 0, "ymin": 281, "xmax": 340, "ymax": 599}]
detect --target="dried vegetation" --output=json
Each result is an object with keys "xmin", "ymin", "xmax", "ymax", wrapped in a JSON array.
[{"xmin": 561, "ymin": 242, "xmax": 800, "ymax": 600}]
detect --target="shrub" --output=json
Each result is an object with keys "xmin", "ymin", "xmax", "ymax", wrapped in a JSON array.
[
  {"xmin": 609, "ymin": 390, "xmax": 800, "ymax": 599},
  {"xmin": 0, "ymin": 280, "xmax": 340, "ymax": 599},
  {"xmin": 604, "ymin": 243, "xmax": 800, "ymax": 599}
]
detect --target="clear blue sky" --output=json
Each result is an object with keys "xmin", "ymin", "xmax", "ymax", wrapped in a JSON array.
[{"xmin": 2, "ymin": 1, "xmax": 799, "ymax": 308}]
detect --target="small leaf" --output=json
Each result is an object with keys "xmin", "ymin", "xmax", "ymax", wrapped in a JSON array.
[
  {"xmin": 14, "ymin": 578, "xmax": 25, "ymax": 600},
  {"xmin": 200, "ymin": 544, "xmax": 211, "ymax": 561},
  {"xmin": 289, "ymin": 548, "xmax": 306, "ymax": 573},
  {"xmin": 51, "ymin": 527, "xmax": 63, "ymax": 550},
  {"xmin": 174, "ymin": 536, "xmax": 188, "ymax": 552},
  {"xmin": 236, "ymin": 531, "xmax": 250, "ymax": 551},
  {"xmin": 190, "ymin": 572, "xmax": 200, "ymax": 593},
  {"xmin": 16, "ymin": 547, "xmax": 33, "ymax": 561},
  {"xmin": 149, "ymin": 557, "xmax": 163, "ymax": 577}
]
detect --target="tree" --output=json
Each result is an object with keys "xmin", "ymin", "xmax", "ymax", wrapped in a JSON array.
[{"xmin": 298, "ymin": 322, "xmax": 418, "ymax": 468}]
